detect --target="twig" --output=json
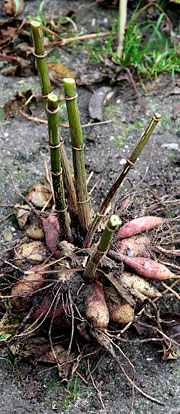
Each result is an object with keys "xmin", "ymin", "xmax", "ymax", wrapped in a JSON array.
[
  {"xmin": 9, "ymin": 173, "xmax": 41, "ymax": 220},
  {"xmin": 14, "ymin": 282, "xmax": 61, "ymax": 338},
  {"xmin": 125, "ymin": 67, "xmax": 149, "ymax": 115},
  {"xmin": 133, "ymin": 1, "xmax": 173, "ymax": 35},
  {"xmin": 84, "ymin": 113, "xmax": 161, "ymax": 247},
  {"xmin": 110, "ymin": 339, "xmax": 136, "ymax": 414},
  {"xmin": 47, "ymin": 31, "xmax": 113, "ymax": 48},
  {"xmin": 161, "ymin": 281, "xmax": 180, "ymax": 301},
  {"xmin": 0, "ymin": 212, "xmax": 13, "ymax": 223},
  {"xmin": 153, "ymin": 279, "xmax": 180, "ymax": 303},
  {"xmin": 75, "ymin": 370, "xmax": 88, "ymax": 385},
  {"xmin": 67, "ymin": 287, "xmax": 75, "ymax": 362},
  {"xmin": 91, "ymin": 329, "xmax": 164, "ymax": 405},
  {"xmin": 156, "ymin": 246, "xmax": 180, "ymax": 257},
  {"xmin": 134, "ymin": 321, "xmax": 180, "ymax": 349},
  {"xmin": 48, "ymin": 287, "xmax": 63, "ymax": 369},
  {"xmin": 19, "ymin": 110, "xmax": 69, "ymax": 127},
  {"xmin": 87, "ymin": 359, "xmax": 106, "ymax": 410},
  {"xmin": 20, "ymin": 110, "xmax": 114, "ymax": 128}
]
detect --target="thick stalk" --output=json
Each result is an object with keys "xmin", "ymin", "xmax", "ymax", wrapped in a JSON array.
[
  {"xmin": 116, "ymin": 0, "xmax": 128, "ymax": 59},
  {"xmin": 47, "ymin": 92, "xmax": 72, "ymax": 242},
  {"xmin": 84, "ymin": 113, "xmax": 161, "ymax": 247},
  {"xmin": 30, "ymin": 21, "xmax": 51, "ymax": 104},
  {"xmin": 30, "ymin": 21, "xmax": 77, "ymax": 218},
  {"xmin": 84, "ymin": 215, "xmax": 121, "ymax": 282},
  {"xmin": 63, "ymin": 78, "xmax": 92, "ymax": 231}
]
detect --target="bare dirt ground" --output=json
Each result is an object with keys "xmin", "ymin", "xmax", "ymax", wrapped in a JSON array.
[{"xmin": 0, "ymin": 1, "xmax": 180, "ymax": 413}]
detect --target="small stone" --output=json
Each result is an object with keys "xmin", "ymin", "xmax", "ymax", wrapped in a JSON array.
[
  {"xmin": 161, "ymin": 143, "xmax": 178, "ymax": 150},
  {"xmin": 3, "ymin": 229, "xmax": 13, "ymax": 242},
  {"xmin": 120, "ymin": 158, "xmax": 126, "ymax": 165},
  {"xmin": 172, "ymin": 104, "xmax": 180, "ymax": 115}
]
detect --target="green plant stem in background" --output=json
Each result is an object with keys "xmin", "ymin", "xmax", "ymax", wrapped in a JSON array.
[
  {"xmin": 84, "ymin": 113, "xmax": 161, "ymax": 247},
  {"xmin": 84, "ymin": 215, "xmax": 121, "ymax": 282},
  {"xmin": 116, "ymin": 0, "xmax": 128, "ymax": 59},
  {"xmin": 63, "ymin": 78, "xmax": 92, "ymax": 232},
  {"xmin": 30, "ymin": 21, "xmax": 77, "ymax": 219},
  {"xmin": 47, "ymin": 93, "xmax": 72, "ymax": 242}
]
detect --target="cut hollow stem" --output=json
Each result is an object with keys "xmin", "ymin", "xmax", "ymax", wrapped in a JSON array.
[
  {"xmin": 63, "ymin": 78, "xmax": 92, "ymax": 232},
  {"xmin": 83, "ymin": 113, "xmax": 161, "ymax": 247},
  {"xmin": 47, "ymin": 92, "xmax": 72, "ymax": 242},
  {"xmin": 84, "ymin": 214, "xmax": 121, "ymax": 282},
  {"xmin": 30, "ymin": 21, "xmax": 77, "ymax": 218},
  {"xmin": 30, "ymin": 21, "xmax": 51, "ymax": 103}
]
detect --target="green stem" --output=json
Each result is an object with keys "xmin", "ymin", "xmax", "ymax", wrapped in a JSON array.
[
  {"xmin": 30, "ymin": 21, "xmax": 51, "ymax": 104},
  {"xmin": 63, "ymin": 78, "xmax": 92, "ymax": 232},
  {"xmin": 116, "ymin": 0, "xmax": 128, "ymax": 59},
  {"xmin": 84, "ymin": 215, "xmax": 121, "ymax": 282},
  {"xmin": 83, "ymin": 113, "xmax": 161, "ymax": 247},
  {"xmin": 30, "ymin": 21, "xmax": 77, "ymax": 219},
  {"xmin": 47, "ymin": 92, "xmax": 72, "ymax": 242}
]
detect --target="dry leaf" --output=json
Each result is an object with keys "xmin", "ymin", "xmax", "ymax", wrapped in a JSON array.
[
  {"xmin": 104, "ymin": 285, "xmax": 124, "ymax": 305},
  {"xmin": 13, "ymin": 203, "xmax": 31, "ymax": 229},
  {"xmin": 88, "ymin": 87, "xmax": 113, "ymax": 121},
  {"xmin": 47, "ymin": 62, "xmax": 76, "ymax": 85},
  {"xmin": 2, "ymin": 0, "xmax": 24, "ymax": 16},
  {"xmin": 43, "ymin": 344, "xmax": 74, "ymax": 378},
  {"xmin": 14, "ymin": 240, "xmax": 46, "ymax": 264},
  {"xmin": 26, "ymin": 184, "xmax": 51, "ymax": 208},
  {"xmin": 26, "ymin": 222, "xmax": 44, "ymax": 240}
]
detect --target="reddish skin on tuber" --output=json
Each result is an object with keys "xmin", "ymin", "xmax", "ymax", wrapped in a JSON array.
[
  {"xmin": 34, "ymin": 294, "xmax": 66, "ymax": 319},
  {"xmin": 108, "ymin": 251, "xmax": 177, "ymax": 280},
  {"xmin": 40, "ymin": 214, "xmax": 61, "ymax": 258},
  {"xmin": 86, "ymin": 281, "xmax": 109, "ymax": 330},
  {"xmin": 117, "ymin": 235, "xmax": 151, "ymax": 257},
  {"xmin": 116, "ymin": 216, "xmax": 163, "ymax": 240}
]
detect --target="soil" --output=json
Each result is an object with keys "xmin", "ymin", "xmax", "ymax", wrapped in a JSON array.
[{"xmin": 0, "ymin": 1, "xmax": 180, "ymax": 413}]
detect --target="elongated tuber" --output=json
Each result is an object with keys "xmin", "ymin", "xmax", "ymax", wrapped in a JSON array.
[
  {"xmin": 116, "ymin": 216, "xmax": 163, "ymax": 240},
  {"xmin": 86, "ymin": 280, "xmax": 109, "ymax": 330}
]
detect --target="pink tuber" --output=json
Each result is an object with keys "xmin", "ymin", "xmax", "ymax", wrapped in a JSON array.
[{"xmin": 116, "ymin": 216, "xmax": 163, "ymax": 240}]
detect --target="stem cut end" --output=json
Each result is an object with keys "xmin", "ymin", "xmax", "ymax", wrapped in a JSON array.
[
  {"xmin": 30, "ymin": 20, "xmax": 41, "ymax": 28},
  {"xmin": 63, "ymin": 78, "xmax": 75, "ymax": 84},
  {"xmin": 109, "ymin": 214, "xmax": 121, "ymax": 230},
  {"xmin": 48, "ymin": 92, "xmax": 58, "ymax": 103}
]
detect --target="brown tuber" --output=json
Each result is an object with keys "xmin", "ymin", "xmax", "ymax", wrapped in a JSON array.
[
  {"xmin": 107, "ymin": 301, "xmax": 134, "ymax": 325},
  {"xmin": 11, "ymin": 266, "xmax": 45, "ymax": 309},
  {"xmin": 85, "ymin": 280, "xmax": 109, "ymax": 330}
]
